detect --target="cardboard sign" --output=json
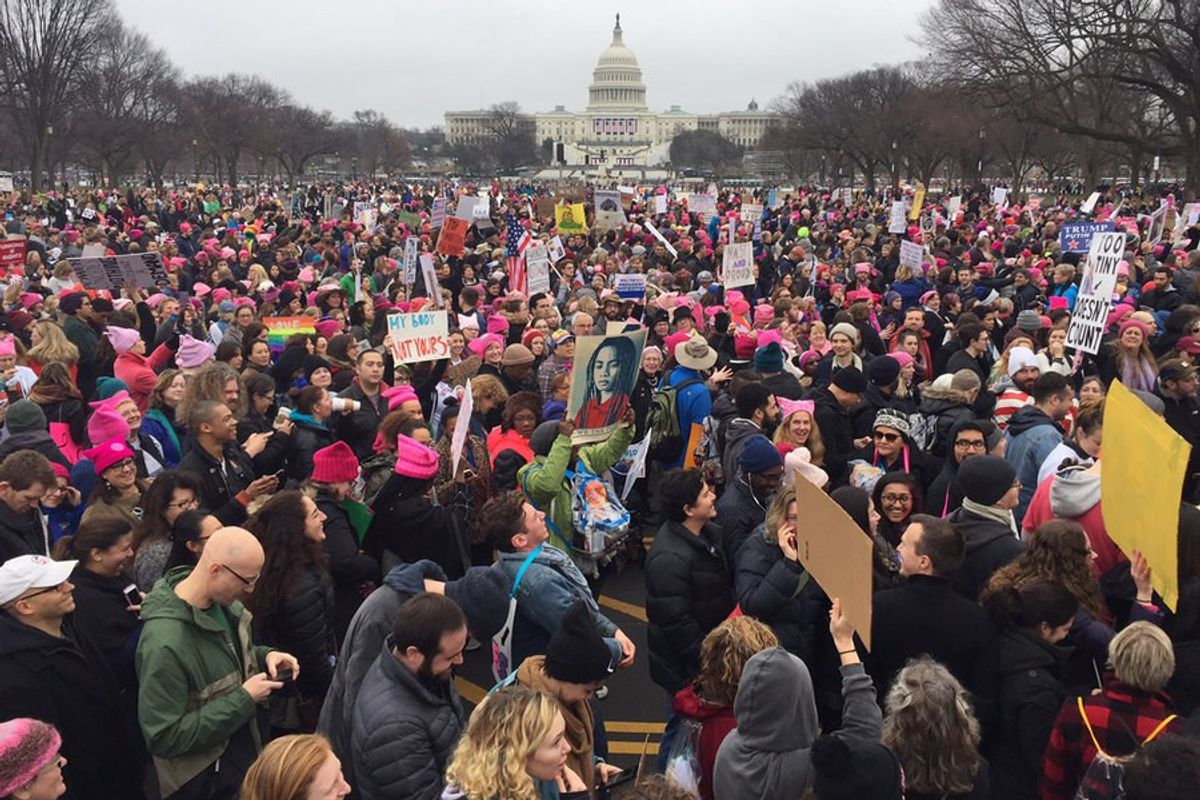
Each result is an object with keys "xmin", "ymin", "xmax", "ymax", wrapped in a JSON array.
[
  {"xmin": 0, "ymin": 239, "xmax": 27, "ymax": 276},
  {"xmin": 792, "ymin": 474, "xmax": 874, "ymax": 650},
  {"xmin": 419, "ymin": 253, "xmax": 442, "ymax": 306},
  {"xmin": 722, "ymin": 242, "xmax": 755, "ymax": 288},
  {"xmin": 430, "ymin": 197, "xmax": 447, "ymax": 230},
  {"xmin": 1065, "ymin": 231, "xmax": 1124, "ymax": 354},
  {"xmin": 898, "ymin": 240, "xmax": 924, "ymax": 273},
  {"xmin": 594, "ymin": 190, "xmax": 627, "ymax": 231},
  {"xmin": 1102, "ymin": 380, "xmax": 1189, "ymax": 611},
  {"xmin": 654, "ymin": 194, "xmax": 668, "ymax": 215},
  {"xmin": 688, "ymin": 193, "xmax": 717, "ymax": 217},
  {"xmin": 908, "ymin": 186, "xmax": 926, "ymax": 220},
  {"xmin": 1080, "ymin": 191, "xmax": 1102, "ymax": 215},
  {"xmin": 555, "ymin": 203, "xmax": 588, "ymax": 234},
  {"xmin": 527, "ymin": 257, "xmax": 551, "ymax": 295},
  {"xmin": 70, "ymin": 252, "xmax": 169, "ymax": 290},
  {"xmin": 547, "ymin": 235, "xmax": 566, "ymax": 263},
  {"xmin": 739, "ymin": 203, "xmax": 763, "ymax": 223},
  {"xmin": 887, "ymin": 201, "xmax": 907, "ymax": 234},
  {"xmin": 435, "ymin": 217, "xmax": 468, "ymax": 257},
  {"xmin": 1058, "ymin": 221, "xmax": 1115, "ymax": 254},
  {"xmin": 613, "ymin": 272, "xmax": 647, "ymax": 300},
  {"xmin": 403, "ymin": 237, "xmax": 419, "ymax": 285},
  {"xmin": 644, "ymin": 221, "xmax": 677, "ymax": 258},
  {"xmin": 534, "ymin": 196, "xmax": 557, "ymax": 220},
  {"xmin": 567, "ymin": 330, "xmax": 647, "ymax": 444},
  {"xmin": 387, "ymin": 310, "xmax": 450, "ymax": 364},
  {"xmin": 449, "ymin": 381, "xmax": 473, "ymax": 477}
]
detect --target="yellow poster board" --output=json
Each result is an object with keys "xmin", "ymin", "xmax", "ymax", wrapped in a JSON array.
[
  {"xmin": 792, "ymin": 474, "xmax": 874, "ymax": 650},
  {"xmin": 554, "ymin": 203, "xmax": 589, "ymax": 234},
  {"xmin": 908, "ymin": 185, "xmax": 926, "ymax": 220},
  {"xmin": 1101, "ymin": 380, "xmax": 1189, "ymax": 611}
]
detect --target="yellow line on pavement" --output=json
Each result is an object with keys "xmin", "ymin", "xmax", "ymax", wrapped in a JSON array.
[
  {"xmin": 455, "ymin": 676, "xmax": 488, "ymax": 704},
  {"xmin": 605, "ymin": 721, "xmax": 665, "ymax": 734},
  {"xmin": 598, "ymin": 594, "xmax": 648, "ymax": 622},
  {"xmin": 608, "ymin": 740, "xmax": 660, "ymax": 755}
]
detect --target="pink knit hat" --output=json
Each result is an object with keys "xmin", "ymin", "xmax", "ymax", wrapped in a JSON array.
[
  {"xmin": 311, "ymin": 440, "xmax": 359, "ymax": 483},
  {"xmin": 315, "ymin": 319, "xmax": 342, "ymax": 340},
  {"xmin": 19, "ymin": 292, "xmax": 42, "ymax": 310},
  {"xmin": 757, "ymin": 329, "xmax": 783, "ymax": 348},
  {"xmin": 0, "ymin": 338, "xmax": 13, "ymax": 358},
  {"xmin": 487, "ymin": 314, "xmax": 510, "ymax": 335},
  {"xmin": 177, "ymin": 335, "xmax": 216, "ymax": 369},
  {"xmin": 393, "ymin": 433, "xmax": 439, "ymax": 479},
  {"xmin": 103, "ymin": 326, "xmax": 140, "ymax": 354},
  {"xmin": 777, "ymin": 397, "xmax": 815, "ymax": 421},
  {"xmin": 88, "ymin": 390, "xmax": 132, "ymax": 411},
  {"xmin": 753, "ymin": 304, "xmax": 774, "ymax": 324},
  {"xmin": 663, "ymin": 331, "xmax": 690, "ymax": 359},
  {"xmin": 87, "ymin": 405, "xmax": 130, "ymax": 445},
  {"xmin": 887, "ymin": 351, "xmax": 915, "ymax": 369},
  {"xmin": 85, "ymin": 437, "xmax": 135, "ymax": 474},
  {"xmin": 0, "ymin": 719, "xmax": 62, "ymax": 796},
  {"xmin": 384, "ymin": 384, "xmax": 419, "ymax": 412},
  {"xmin": 468, "ymin": 333, "xmax": 503, "ymax": 360}
]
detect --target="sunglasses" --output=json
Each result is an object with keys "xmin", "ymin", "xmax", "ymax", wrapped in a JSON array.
[{"xmin": 873, "ymin": 431, "xmax": 901, "ymax": 443}]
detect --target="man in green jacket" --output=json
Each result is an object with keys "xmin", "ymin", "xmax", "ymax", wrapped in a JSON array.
[
  {"xmin": 517, "ymin": 412, "xmax": 634, "ymax": 576},
  {"xmin": 136, "ymin": 527, "xmax": 298, "ymax": 800}
]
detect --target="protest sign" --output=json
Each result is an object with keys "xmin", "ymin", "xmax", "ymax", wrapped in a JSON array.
[
  {"xmin": 1147, "ymin": 202, "xmax": 1169, "ymax": 245},
  {"xmin": 454, "ymin": 195, "xmax": 481, "ymax": 221},
  {"xmin": 353, "ymin": 201, "xmax": 371, "ymax": 226},
  {"xmin": 618, "ymin": 428, "xmax": 653, "ymax": 504},
  {"xmin": 898, "ymin": 240, "xmax": 924, "ymax": 273},
  {"xmin": 722, "ymin": 242, "xmax": 755, "ymax": 288},
  {"xmin": 403, "ymin": 237, "xmax": 419, "ymax": 285},
  {"xmin": 1080, "ymin": 191, "xmax": 1102, "ymax": 215},
  {"xmin": 0, "ymin": 239, "xmax": 27, "ymax": 276},
  {"xmin": 1102, "ymin": 380, "xmax": 1189, "ymax": 611},
  {"xmin": 472, "ymin": 197, "xmax": 491, "ymax": 220},
  {"xmin": 430, "ymin": 197, "xmax": 447, "ymax": 229},
  {"xmin": 767, "ymin": 188, "xmax": 780, "ymax": 209},
  {"xmin": 567, "ymin": 329, "xmax": 647, "ymax": 444},
  {"xmin": 435, "ymin": 217, "xmax": 468, "ymax": 257},
  {"xmin": 395, "ymin": 211, "xmax": 421, "ymax": 231},
  {"xmin": 69, "ymin": 252, "xmax": 170, "ymax": 290},
  {"xmin": 644, "ymin": 221, "xmax": 677, "ymax": 258},
  {"xmin": 527, "ymin": 258, "xmax": 551, "ymax": 295},
  {"xmin": 387, "ymin": 310, "xmax": 450, "ymax": 364},
  {"xmin": 613, "ymin": 273, "xmax": 647, "ymax": 300},
  {"xmin": 535, "ymin": 196, "xmax": 557, "ymax": 220},
  {"xmin": 449, "ymin": 382, "xmax": 473, "ymax": 477},
  {"xmin": 739, "ymin": 203, "xmax": 762, "ymax": 223},
  {"xmin": 908, "ymin": 186, "xmax": 926, "ymax": 220},
  {"xmin": 688, "ymin": 192, "xmax": 717, "ymax": 217},
  {"xmin": 419, "ymin": 253, "xmax": 442, "ymax": 307},
  {"xmin": 1058, "ymin": 221, "xmax": 1115, "ymax": 254},
  {"xmin": 944, "ymin": 196, "xmax": 962, "ymax": 219},
  {"xmin": 555, "ymin": 203, "xmax": 588, "ymax": 234},
  {"xmin": 547, "ymin": 235, "xmax": 566, "ymax": 263},
  {"xmin": 991, "ymin": 187, "xmax": 1009, "ymax": 207},
  {"xmin": 654, "ymin": 194, "xmax": 667, "ymax": 215},
  {"xmin": 264, "ymin": 317, "xmax": 316, "ymax": 354},
  {"xmin": 888, "ymin": 201, "xmax": 907, "ymax": 234},
  {"xmin": 594, "ymin": 190, "xmax": 627, "ymax": 231},
  {"xmin": 1186, "ymin": 202, "xmax": 1200, "ymax": 229},
  {"xmin": 0, "ymin": 177, "xmax": 12, "ymax": 192},
  {"xmin": 1065, "ymin": 231, "xmax": 1124, "ymax": 354},
  {"xmin": 792, "ymin": 473, "xmax": 874, "ymax": 650}
]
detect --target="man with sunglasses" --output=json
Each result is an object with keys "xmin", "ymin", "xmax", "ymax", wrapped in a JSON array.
[
  {"xmin": 0, "ymin": 554, "xmax": 144, "ymax": 799},
  {"xmin": 136, "ymin": 526, "xmax": 299, "ymax": 800}
]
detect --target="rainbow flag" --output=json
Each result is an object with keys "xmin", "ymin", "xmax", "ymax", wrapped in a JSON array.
[{"xmin": 264, "ymin": 316, "xmax": 316, "ymax": 355}]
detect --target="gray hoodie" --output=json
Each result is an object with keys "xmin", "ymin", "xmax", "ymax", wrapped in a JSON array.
[
  {"xmin": 712, "ymin": 648, "xmax": 881, "ymax": 800},
  {"xmin": 1048, "ymin": 465, "xmax": 1100, "ymax": 518}
]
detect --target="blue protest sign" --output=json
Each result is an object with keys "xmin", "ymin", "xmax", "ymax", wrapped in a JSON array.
[{"xmin": 1059, "ymin": 221, "xmax": 1115, "ymax": 254}]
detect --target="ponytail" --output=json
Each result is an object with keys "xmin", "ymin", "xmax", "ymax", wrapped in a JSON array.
[{"xmin": 983, "ymin": 581, "xmax": 1077, "ymax": 632}]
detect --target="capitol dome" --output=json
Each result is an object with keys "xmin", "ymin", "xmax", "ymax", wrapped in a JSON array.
[{"xmin": 586, "ymin": 14, "xmax": 648, "ymax": 112}]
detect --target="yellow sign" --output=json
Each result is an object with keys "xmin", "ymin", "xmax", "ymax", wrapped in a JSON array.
[
  {"xmin": 555, "ymin": 203, "xmax": 588, "ymax": 234},
  {"xmin": 908, "ymin": 185, "xmax": 926, "ymax": 220},
  {"xmin": 1101, "ymin": 380, "xmax": 1189, "ymax": 610}
]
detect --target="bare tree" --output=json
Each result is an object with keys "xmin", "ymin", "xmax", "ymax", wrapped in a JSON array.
[
  {"xmin": 350, "ymin": 110, "xmax": 411, "ymax": 176},
  {"xmin": 0, "ymin": 0, "xmax": 115, "ymax": 188},
  {"xmin": 484, "ymin": 102, "xmax": 537, "ymax": 174}
]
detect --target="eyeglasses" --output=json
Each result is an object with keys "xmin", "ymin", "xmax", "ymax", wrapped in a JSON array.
[
  {"xmin": 110, "ymin": 458, "xmax": 136, "ymax": 473},
  {"xmin": 954, "ymin": 439, "xmax": 987, "ymax": 450},
  {"xmin": 220, "ymin": 563, "xmax": 258, "ymax": 587},
  {"xmin": 168, "ymin": 496, "xmax": 200, "ymax": 511},
  {"xmin": 881, "ymin": 494, "xmax": 913, "ymax": 505},
  {"xmin": 873, "ymin": 431, "xmax": 901, "ymax": 443},
  {"xmin": 16, "ymin": 581, "xmax": 71, "ymax": 602}
]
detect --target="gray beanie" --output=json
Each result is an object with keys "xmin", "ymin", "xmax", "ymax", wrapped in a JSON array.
[
  {"xmin": 4, "ymin": 400, "xmax": 46, "ymax": 435},
  {"xmin": 530, "ymin": 420, "xmax": 562, "ymax": 458},
  {"xmin": 444, "ymin": 567, "xmax": 511, "ymax": 641}
]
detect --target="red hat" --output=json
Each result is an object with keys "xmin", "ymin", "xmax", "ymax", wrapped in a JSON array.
[{"xmin": 311, "ymin": 441, "xmax": 359, "ymax": 483}]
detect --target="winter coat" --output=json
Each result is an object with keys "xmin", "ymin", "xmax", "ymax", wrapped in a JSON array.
[
  {"xmin": 252, "ymin": 565, "xmax": 336, "ymax": 700},
  {"xmin": 114, "ymin": 347, "xmax": 173, "ymax": 412},
  {"xmin": 176, "ymin": 443, "xmax": 256, "ymax": 526},
  {"xmin": 660, "ymin": 365, "xmax": 713, "ymax": 469},
  {"xmin": 0, "ymin": 429, "xmax": 70, "ymax": 469},
  {"xmin": 720, "ymin": 418, "xmax": 765, "ymax": 489},
  {"xmin": 715, "ymin": 474, "xmax": 767, "ymax": 566},
  {"xmin": 334, "ymin": 380, "xmax": 390, "ymax": 461},
  {"xmin": 1021, "ymin": 466, "xmax": 1124, "ymax": 575},
  {"xmin": 644, "ymin": 520, "xmax": 734, "ymax": 694},
  {"xmin": 712, "ymin": 652, "xmax": 881, "ymax": 800},
  {"xmin": 284, "ymin": 414, "xmax": 335, "ymax": 484},
  {"xmin": 142, "ymin": 407, "xmax": 183, "ymax": 467},
  {"xmin": 762, "ymin": 370, "xmax": 805, "ymax": 401},
  {"xmin": 672, "ymin": 685, "xmax": 736, "ymax": 800},
  {"xmin": 0, "ymin": 614, "xmax": 144, "ymax": 800},
  {"xmin": 946, "ymin": 507, "xmax": 1024, "ymax": 601},
  {"xmin": 734, "ymin": 526, "xmax": 821, "ymax": 664},
  {"xmin": 0, "ymin": 499, "xmax": 48, "ymax": 560},
  {"xmin": 917, "ymin": 386, "xmax": 976, "ymax": 459},
  {"xmin": 350, "ymin": 640, "xmax": 465, "ymax": 800},
  {"xmin": 366, "ymin": 477, "xmax": 465, "ymax": 579},
  {"xmin": 1004, "ymin": 405, "xmax": 1064, "ymax": 525},
  {"xmin": 68, "ymin": 565, "xmax": 142, "ymax": 687},
  {"xmin": 810, "ymin": 385, "xmax": 855, "ymax": 480},
  {"xmin": 135, "ymin": 566, "xmax": 272, "ymax": 798},
  {"xmin": 315, "ymin": 491, "xmax": 379, "ymax": 641}
]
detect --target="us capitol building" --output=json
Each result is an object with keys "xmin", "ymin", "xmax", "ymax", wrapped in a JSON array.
[{"xmin": 444, "ymin": 14, "xmax": 774, "ymax": 171}]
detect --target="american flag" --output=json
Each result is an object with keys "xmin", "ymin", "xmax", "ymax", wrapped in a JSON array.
[{"xmin": 505, "ymin": 211, "xmax": 532, "ymax": 294}]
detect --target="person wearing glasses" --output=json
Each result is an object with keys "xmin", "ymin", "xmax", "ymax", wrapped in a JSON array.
[
  {"xmin": 853, "ymin": 409, "xmax": 931, "ymax": 495},
  {"xmin": 925, "ymin": 419, "xmax": 997, "ymax": 518},
  {"xmin": 0, "ymin": 718, "xmax": 68, "ymax": 800},
  {"xmin": 131, "ymin": 471, "xmax": 203, "ymax": 592},
  {"xmin": 136, "ymin": 526, "xmax": 300, "ymax": 800},
  {"xmin": 79, "ymin": 438, "xmax": 147, "ymax": 529},
  {"xmin": 0, "ymin": 555, "xmax": 144, "ymax": 798}
]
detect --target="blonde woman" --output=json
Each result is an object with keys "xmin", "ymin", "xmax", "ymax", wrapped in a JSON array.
[
  {"xmin": 444, "ymin": 685, "xmax": 584, "ymax": 800},
  {"xmin": 772, "ymin": 397, "xmax": 825, "ymax": 467},
  {"xmin": 27, "ymin": 320, "xmax": 81, "ymax": 378},
  {"xmin": 241, "ymin": 734, "xmax": 350, "ymax": 800}
]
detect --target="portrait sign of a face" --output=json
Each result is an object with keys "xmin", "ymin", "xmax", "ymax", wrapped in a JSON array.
[{"xmin": 567, "ymin": 329, "xmax": 647, "ymax": 443}]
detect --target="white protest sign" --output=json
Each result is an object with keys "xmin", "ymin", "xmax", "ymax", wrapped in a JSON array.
[
  {"xmin": 0, "ymin": 177, "xmax": 12, "ymax": 193},
  {"xmin": 1080, "ymin": 191, "xmax": 1102, "ymax": 215},
  {"xmin": 454, "ymin": 196, "xmax": 480, "ymax": 221},
  {"xmin": 888, "ymin": 201, "xmax": 907, "ymax": 234},
  {"xmin": 387, "ymin": 310, "xmax": 450, "ymax": 364},
  {"xmin": 945, "ymin": 196, "xmax": 962, "ymax": 219},
  {"xmin": 527, "ymin": 258, "xmax": 551, "ymax": 295},
  {"xmin": 740, "ymin": 203, "xmax": 763, "ymax": 223},
  {"xmin": 1065, "ymin": 232, "xmax": 1125, "ymax": 355},
  {"xmin": 654, "ymin": 194, "xmax": 667, "ymax": 215},
  {"xmin": 1186, "ymin": 203, "xmax": 1200, "ymax": 229},
  {"xmin": 69, "ymin": 252, "xmax": 170, "ymax": 290},
  {"xmin": 547, "ymin": 235, "xmax": 566, "ymax": 263},
  {"xmin": 619, "ymin": 428, "xmax": 653, "ymax": 503},
  {"xmin": 403, "ymin": 237, "xmax": 419, "ymax": 285},
  {"xmin": 644, "ymin": 221, "xmax": 677, "ymax": 257},
  {"xmin": 594, "ymin": 189, "xmax": 627, "ymax": 230},
  {"xmin": 991, "ymin": 187, "xmax": 1009, "ymax": 208},
  {"xmin": 449, "ymin": 381, "xmax": 473, "ymax": 476},
  {"xmin": 613, "ymin": 273, "xmax": 647, "ymax": 300},
  {"xmin": 1147, "ymin": 202, "xmax": 1169, "ymax": 245},
  {"xmin": 419, "ymin": 253, "xmax": 441, "ymax": 307},
  {"xmin": 431, "ymin": 197, "xmax": 447, "ymax": 229},
  {"xmin": 472, "ymin": 198, "xmax": 491, "ymax": 220},
  {"xmin": 688, "ymin": 193, "xmax": 717, "ymax": 217},
  {"xmin": 899, "ymin": 240, "xmax": 924, "ymax": 273},
  {"xmin": 722, "ymin": 242, "xmax": 755, "ymax": 288}
]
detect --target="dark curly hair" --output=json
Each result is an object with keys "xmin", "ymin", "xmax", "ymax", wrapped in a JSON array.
[{"xmin": 244, "ymin": 490, "xmax": 329, "ymax": 631}]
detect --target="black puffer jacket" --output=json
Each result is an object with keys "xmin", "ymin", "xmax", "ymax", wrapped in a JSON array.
[
  {"xmin": 917, "ymin": 386, "xmax": 975, "ymax": 458},
  {"xmin": 350, "ymin": 640, "xmax": 465, "ymax": 800},
  {"xmin": 315, "ymin": 492, "xmax": 379, "ymax": 642},
  {"xmin": 0, "ymin": 501, "xmax": 47, "ymax": 561},
  {"xmin": 987, "ymin": 629, "xmax": 1069, "ymax": 800},
  {"xmin": 714, "ymin": 475, "xmax": 767, "ymax": 566},
  {"xmin": 285, "ymin": 416, "xmax": 335, "ymax": 484},
  {"xmin": 810, "ymin": 385, "xmax": 855, "ymax": 482},
  {"xmin": 947, "ymin": 507, "xmax": 1024, "ymax": 601},
  {"xmin": 644, "ymin": 520, "xmax": 734, "ymax": 694},
  {"xmin": 734, "ymin": 526, "xmax": 822, "ymax": 664},
  {"xmin": 254, "ymin": 566, "xmax": 336, "ymax": 699}
]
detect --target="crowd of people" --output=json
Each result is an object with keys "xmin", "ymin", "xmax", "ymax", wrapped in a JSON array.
[{"xmin": 0, "ymin": 178, "xmax": 1198, "ymax": 800}]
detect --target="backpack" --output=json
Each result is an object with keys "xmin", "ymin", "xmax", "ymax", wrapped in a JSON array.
[
  {"xmin": 1072, "ymin": 696, "xmax": 1176, "ymax": 800},
  {"xmin": 646, "ymin": 378, "xmax": 703, "ymax": 461}
]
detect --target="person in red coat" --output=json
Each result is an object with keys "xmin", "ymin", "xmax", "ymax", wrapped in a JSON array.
[
  {"xmin": 671, "ymin": 616, "xmax": 779, "ymax": 800},
  {"xmin": 107, "ymin": 326, "xmax": 173, "ymax": 414}
]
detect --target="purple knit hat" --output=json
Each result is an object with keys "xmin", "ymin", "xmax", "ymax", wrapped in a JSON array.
[{"xmin": 0, "ymin": 719, "xmax": 61, "ymax": 796}]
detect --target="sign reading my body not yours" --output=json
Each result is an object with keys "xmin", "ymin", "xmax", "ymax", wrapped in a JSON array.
[{"xmin": 387, "ymin": 310, "xmax": 450, "ymax": 364}]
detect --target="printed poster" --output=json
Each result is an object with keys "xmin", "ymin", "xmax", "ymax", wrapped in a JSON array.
[
  {"xmin": 593, "ymin": 190, "xmax": 627, "ymax": 231},
  {"xmin": 567, "ymin": 330, "xmax": 647, "ymax": 444},
  {"xmin": 555, "ymin": 203, "xmax": 589, "ymax": 234}
]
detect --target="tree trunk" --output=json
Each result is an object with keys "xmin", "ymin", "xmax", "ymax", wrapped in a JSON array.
[{"xmin": 29, "ymin": 136, "xmax": 45, "ymax": 192}]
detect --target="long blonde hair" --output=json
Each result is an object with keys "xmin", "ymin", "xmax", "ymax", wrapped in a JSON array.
[
  {"xmin": 240, "ymin": 734, "xmax": 334, "ymax": 800},
  {"xmin": 28, "ymin": 321, "xmax": 80, "ymax": 366},
  {"xmin": 772, "ymin": 409, "xmax": 825, "ymax": 466},
  {"xmin": 445, "ymin": 686, "xmax": 560, "ymax": 800}
]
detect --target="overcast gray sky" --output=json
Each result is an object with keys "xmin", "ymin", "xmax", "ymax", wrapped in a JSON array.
[{"xmin": 113, "ymin": 0, "xmax": 934, "ymax": 128}]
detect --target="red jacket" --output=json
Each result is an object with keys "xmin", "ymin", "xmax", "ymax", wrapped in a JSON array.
[
  {"xmin": 672, "ymin": 684, "xmax": 736, "ymax": 800},
  {"xmin": 113, "ymin": 345, "xmax": 173, "ymax": 413},
  {"xmin": 1022, "ymin": 472, "xmax": 1126, "ymax": 577}
]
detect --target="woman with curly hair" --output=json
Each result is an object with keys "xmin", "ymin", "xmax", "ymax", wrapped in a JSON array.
[
  {"xmin": 27, "ymin": 320, "xmax": 80, "ymax": 378},
  {"xmin": 443, "ymin": 685, "xmax": 585, "ymax": 800},
  {"xmin": 672, "ymin": 616, "xmax": 779, "ymax": 800},
  {"xmin": 882, "ymin": 657, "xmax": 989, "ymax": 800},
  {"xmin": 245, "ymin": 490, "xmax": 335, "ymax": 732}
]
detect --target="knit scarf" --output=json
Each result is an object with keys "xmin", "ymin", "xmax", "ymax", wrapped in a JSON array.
[
  {"xmin": 962, "ymin": 497, "xmax": 1018, "ymax": 535},
  {"xmin": 1120, "ymin": 353, "xmax": 1158, "ymax": 393}
]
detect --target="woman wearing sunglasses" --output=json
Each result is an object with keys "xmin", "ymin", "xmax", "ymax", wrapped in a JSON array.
[{"xmin": 854, "ymin": 409, "xmax": 931, "ymax": 494}]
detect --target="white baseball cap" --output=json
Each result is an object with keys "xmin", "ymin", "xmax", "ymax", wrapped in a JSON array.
[{"xmin": 0, "ymin": 555, "xmax": 77, "ymax": 606}]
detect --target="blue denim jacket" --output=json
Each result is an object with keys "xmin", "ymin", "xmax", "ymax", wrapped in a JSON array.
[{"xmin": 497, "ymin": 546, "xmax": 622, "ymax": 667}]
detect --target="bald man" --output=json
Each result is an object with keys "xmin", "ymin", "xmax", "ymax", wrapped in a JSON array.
[{"xmin": 135, "ymin": 527, "xmax": 299, "ymax": 799}]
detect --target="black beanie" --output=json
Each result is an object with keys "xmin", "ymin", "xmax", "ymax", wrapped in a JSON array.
[
  {"xmin": 811, "ymin": 735, "xmax": 903, "ymax": 800},
  {"xmin": 59, "ymin": 292, "xmax": 86, "ymax": 315},
  {"xmin": 544, "ymin": 601, "xmax": 614, "ymax": 684},
  {"xmin": 867, "ymin": 356, "xmax": 900, "ymax": 387},
  {"xmin": 954, "ymin": 455, "xmax": 1017, "ymax": 506}
]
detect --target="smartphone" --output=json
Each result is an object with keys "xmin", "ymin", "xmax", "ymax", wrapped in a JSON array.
[
  {"xmin": 274, "ymin": 667, "xmax": 297, "ymax": 696},
  {"xmin": 122, "ymin": 583, "xmax": 140, "ymax": 606},
  {"xmin": 273, "ymin": 470, "xmax": 287, "ymax": 486}
]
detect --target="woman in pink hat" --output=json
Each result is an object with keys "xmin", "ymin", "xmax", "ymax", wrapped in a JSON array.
[
  {"xmin": 773, "ymin": 397, "xmax": 825, "ymax": 467},
  {"xmin": 0, "ymin": 719, "xmax": 67, "ymax": 800},
  {"xmin": 80, "ymin": 437, "xmax": 147, "ymax": 528}
]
